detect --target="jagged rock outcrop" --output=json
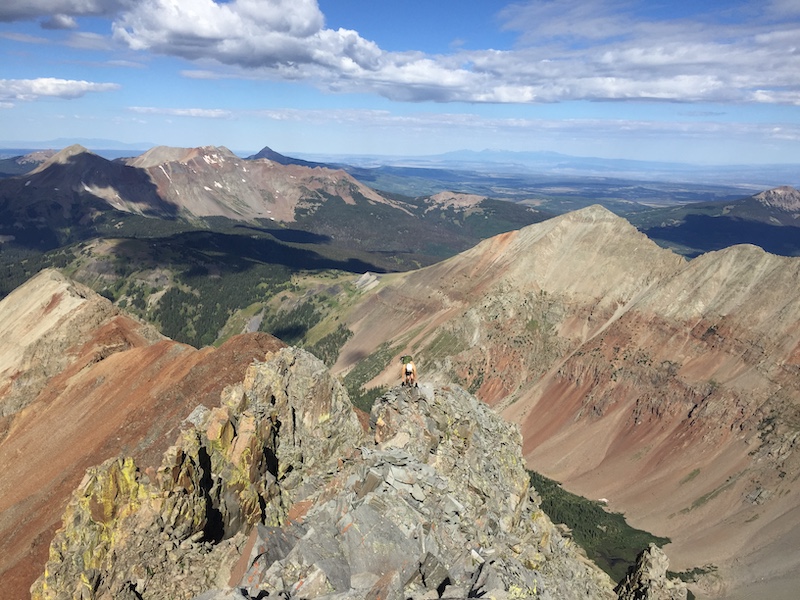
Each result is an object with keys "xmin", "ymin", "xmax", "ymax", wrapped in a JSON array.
[
  {"xmin": 615, "ymin": 544, "xmax": 687, "ymax": 600},
  {"xmin": 0, "ymin": 269, "xmax": 284, "ymax": 600},
  {"xmin": 33, "ymin": 347, "xmax": 617, "ymax": 600}
]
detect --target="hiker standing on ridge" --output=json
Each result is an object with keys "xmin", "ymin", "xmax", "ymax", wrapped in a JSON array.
[{"xmin": 400, "ymin": 355, "xmax": 417, "ymax": 387}]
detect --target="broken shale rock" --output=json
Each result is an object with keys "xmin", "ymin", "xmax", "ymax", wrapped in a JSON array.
[
  {"xmin": 615, "ymin": 544, "xmax": 688, "ymax": 600},
  {"xmin": 34, "ymin": 348, "xmax": 617, "ymax": 600}
]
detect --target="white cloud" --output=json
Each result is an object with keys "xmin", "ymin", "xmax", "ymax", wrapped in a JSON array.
[
  {"xmin": 0, "ymin": 31, "xmax": 51, "ymax": 44},
  {"xmin": 107, "ymin": 0, "xmax": 800, "ymax": 106},
  {"xmin": 250, "ymin": 107, "xmax": 800, "ymax": 144},
  {"xmin": 0, "ymin": 78, "xmax": 120, "ymax": 103},
  {"xmin": 112, "ymin": 0, "xmax": 326, "ymax": 58},
  {"xmin": 0, "ymin": 0, "xmax": 126, "ymax": 22},
  {"xmin": 5, "ymin": 0, "xmax": 800, "ymax": 108},
  {"xmin": 128, "ymin": 106, "xmax": 232, "ymax": 118},
  {"xmin": 67, "ymin": 31, "xmax": 114, "ymax": 50},
  {"xmin": 41, "ymin": 14, "xmax": 78, "ymax": 29}
]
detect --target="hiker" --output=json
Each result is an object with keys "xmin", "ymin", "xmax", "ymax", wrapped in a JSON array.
[{"xmin": 400, "ymin": 355, "xmax": 417, "ymax": 387}]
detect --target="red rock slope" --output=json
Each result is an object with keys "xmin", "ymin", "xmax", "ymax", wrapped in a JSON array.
[
  {"xmin": 330, "ymin": 205, "xmax": 800, "ymax": 598},
  {"xmin": 0, "ymin": 269, "xmax": 283, "ymax": 600}
]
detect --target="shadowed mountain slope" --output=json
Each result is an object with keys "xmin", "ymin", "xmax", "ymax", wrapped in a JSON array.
[
  {"xmin": 0, "ymin": 270, "xmax": 284, "ymax": 600},
  {"xmin": 0, "ymin": 150, "xmax": 55, "ymax": 178},
  {"xmin": 327, "ymin": 205, "xmax": 800, "ymax": 598},
  {"xmin": 631, "ymin": 185, "xmax": 800, "ymax": 257}
]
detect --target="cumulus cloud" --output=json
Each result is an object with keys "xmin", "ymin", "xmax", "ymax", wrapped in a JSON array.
[
  {"xmin": 489, "ymin": 0, "xmax": 800, "ymax": 104},
  {"xmin": 105, "ymin": 0, "xmax": 800, "ymax": 106},
  {"xmin": 5, "ymin": 0, "xmax": 800, "ymax": 107},
  {"xmin": 0, "ymin": 78, "xmax": 120, "ymax": 103}
]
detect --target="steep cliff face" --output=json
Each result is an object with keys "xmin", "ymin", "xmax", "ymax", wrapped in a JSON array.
[
  {"xmin": 327, "ymin": 205, "xmax": 800, "ymax": 596},
  {"xmin": 0, "ymin": 270, "xmax": 284, "ymax": 600},
  {"xmin": 32, "ymin": 347, "xmax": 645, "ymax": 600}
]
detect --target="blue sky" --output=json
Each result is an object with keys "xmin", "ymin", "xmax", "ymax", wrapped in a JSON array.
[{"xmin": 1, "ymin": 0, "xmax": 800, "ymax": 164}]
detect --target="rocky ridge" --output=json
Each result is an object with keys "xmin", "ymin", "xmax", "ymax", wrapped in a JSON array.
[
  {"xmin": 615, "ymin": 545, "xmax": 687, "ymax": 600},
  {"xmin": 0, "ymin": 269, "xmax": 163, "ymax": 438},
  {"xmin": 32, "ymin": 347, "xmax": 680, "ymax": 600},
  {"xmin": 326, "ymin": 204, "xmax": 800, "ymax": 596}
]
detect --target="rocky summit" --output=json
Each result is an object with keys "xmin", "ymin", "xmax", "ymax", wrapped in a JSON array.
[{"xmin": 31, "ymin": 347, "xmax": 683, "ymax": 600}]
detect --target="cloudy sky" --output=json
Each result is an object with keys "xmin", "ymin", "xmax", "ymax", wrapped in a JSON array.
[{"xmin": 1, "ymin": 0, "xmax": 800, "ymax": 164}]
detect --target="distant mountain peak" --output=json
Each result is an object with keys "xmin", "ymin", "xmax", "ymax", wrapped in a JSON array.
[
  {"xmin": 44, "ymin": 143, "xmax": 90, "ymax": 163},
  {"xmin": 29, "ymin": 144, "xmax": 98, "ymax": 174},
  {"xmin": 753, "ymin": 185, "xmax": 800, "ymax": 211},
  {"xmin": 18, "ymin": 149, "xmax": 56, "ymax": 164},
  {"xmin": 249, "ymin": 145, "xmax": 283, "ymax": 161},
  {"xmin": 247, "ymin": 145, "xmax": 328, "ymax": 168},
  {"xmin": 129, "ymin": 145, "xmax": 237, "ymax": 169},
  {"xmin": 54, "ymin": 143, "xmax": 90, "ymax": 157},
  {"xmin": 560, "ymin": 203, "xmax": 619, "ymax": 221}
]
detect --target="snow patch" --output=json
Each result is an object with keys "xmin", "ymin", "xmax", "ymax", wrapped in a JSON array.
[{"xmin": 158, "ymin": 165, "xmax": 172, "ymax": 182}]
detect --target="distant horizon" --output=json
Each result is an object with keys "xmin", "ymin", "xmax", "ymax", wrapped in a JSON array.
[
  {"xmin": 2, "ymin": 138, "xmax": 800, "ymax": 170},
  {"xmin": 2, "ymin": 137, "xmax": 798, "ymax": 190}
]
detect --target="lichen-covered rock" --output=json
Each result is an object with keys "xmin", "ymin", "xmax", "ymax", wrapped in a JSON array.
[
  {"xmin": 32, "ymin": 348, "xmax": 362, "ymax": 600},
  {"xmin": 32, "ymin": 348, "xmax": 617, "ymax": 600},
  {"xmin": 615, "ymin": 544, "xmax": 688, "ymax": 600}
]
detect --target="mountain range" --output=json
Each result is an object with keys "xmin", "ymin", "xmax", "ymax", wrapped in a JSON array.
[
  {"xmin": 2, "ymin": 142, "xmax": 800, "ymax": 598},
  {"xmin": 0, "ymin": 271, "xmax": 689, "ymax": 600},
  {"xmin": 0, "ymin": 144, "xmax": 549, "ymax": 274}
]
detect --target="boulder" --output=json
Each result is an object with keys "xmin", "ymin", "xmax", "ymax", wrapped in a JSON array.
[{"xmin": 615, "ymin": 544, "xmax": 688, "ymax": 600}]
